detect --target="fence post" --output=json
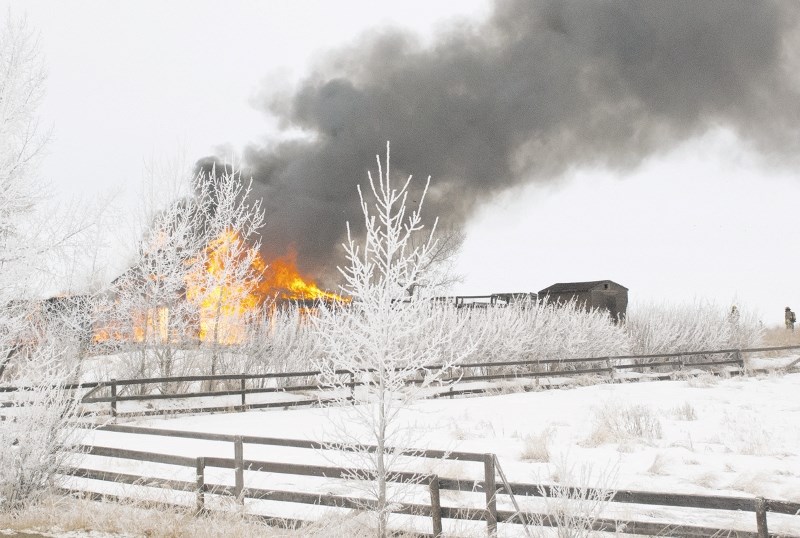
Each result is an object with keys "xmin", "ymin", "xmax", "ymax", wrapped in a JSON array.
[
  {"xmin": 110, "ymin": 379, "xmax": 117, "ymax": 419},
  {"xmin": 196, "ymin": 457, "xmax": 206, "ymax": 514},
  {"xmin": 429, "ymin": 474, "xmax": 443, "ymax": 538},
  {"xmin": 755, "ymin": 497, "xmax": 768, "ymax": 538},
  {"xmin": 484, "ymin": 453, "xmax": 498, "ymax": 537},
  {"xmin": 240, "ymin": 373, "xmax": 246, "ymax": 408},
  {"xmin": 606, "ymin": 358, "xmax": 614, "ymax": 382},
  {"xmin": 234, "ymin": 436, "xmax": 244, "ymax": 503},
  {"xmin": 349, "ymin": 371, "xmax": 356, "ymax": 401},
  {"xmin": 735, "ymin": 350, "xmax": 744, "ymax": 372}
]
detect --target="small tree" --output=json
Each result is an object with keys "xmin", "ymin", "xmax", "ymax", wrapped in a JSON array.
[
  {"xmin": 108, "ymin": 193, "xmax": 208, "ymax": 384},
  {"xmin": 0, "ymin": 13, "xmax": 86, "ymax": 511},
  {"xmin": 104, "ymin": 160, "xmax": 266, "ymax": 384},
  {"xmin": 185, "ymin": 163, "xmax": 266, "ymax": 376},
  {"xmin": 313, "ymin": 143, "xmax": 478, "ymax": 536}
]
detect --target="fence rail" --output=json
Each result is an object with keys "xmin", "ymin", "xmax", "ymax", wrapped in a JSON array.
[
  {"xmin": 1, "ymin": 345, "xmax": 799, "ymax": 419},
  {"xmin": 63, "ymin": 425, "xmax": 800, "ymax": 537},
  {"xmin": 78, "ymin": 345, "xmax": 800, "ymax": 417}
]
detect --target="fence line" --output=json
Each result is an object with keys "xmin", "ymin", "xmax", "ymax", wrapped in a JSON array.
[
  {"xmin": 81, "ymin": 347, "xmax": 760, "ymax": 417},
  {"xmin": 63, "ymin": 429, "xmax": 800, "ymax": 537},
  {"xmin": 2, "ymin": 344, "xmax": 798, "ymax": 418}
]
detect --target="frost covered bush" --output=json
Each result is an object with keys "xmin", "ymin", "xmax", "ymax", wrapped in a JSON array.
[
  {"xmin": 230, "ymin": 306, "xmax": 323, "ymax": 388},
  {"xmin": 533, "ymin": 458, "xmax": 617, "ymax": 538},
  {"xmin": 586, "ymin": 400, "xmax": 662, "ymax": 446},
  {"xmin": 455, "ymin": 298, "xmax": 630, "ymax": 371},
  {"xmin": 0, "ymin": 346, "xmax": 83, "ymax": 511},
  {"xmin": 625, "ymin": 301, "xmax": 762, "ymax": 360}
]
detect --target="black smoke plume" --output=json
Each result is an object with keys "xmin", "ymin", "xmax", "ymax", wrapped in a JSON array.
[{"xmin": 199, "ymin": 0, "xmax": 800, "ymax": 286}]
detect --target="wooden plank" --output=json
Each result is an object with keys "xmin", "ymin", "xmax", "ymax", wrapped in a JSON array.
[
  {"xmin": 66, "ymin": 467, "xmax": 197, "ymax": 492},
  {"xmin": 436, "ymin": 478, "xmax": 771, "ymax": 513},
  {"xmin": 454, "ymin": 367, "xmax": 612, "ymax": 384},
  {"xmin": 687, "ymin": 359, "xmax": 742, "ymax": 368},
  {"xmin": 241, "ymin": 485, "xmax": 432, "ymax": 517},
  {"xmin": 614, "ymin": 361, "xmax": 681, "ymax": 370},
  {"xmin": 195, "ymin": 457, "xmax": 205, "ymax": 513},
  {"xmin": 766, "ymin": 498, "xmax": 800, "ymax": 515},
  {"xmin": 234, "ymin": 436, "xmax": 244, "ymax": 502},
  {"xmin": 242, "ymin": 458, "xmax": 432, "ymax": 485},
  {"xmin": 78, "ymin": 445, "xmax": 196, "ymax": 468},
  {"xmin": 96, "ymin": 424, "xmax": 485, "ymax": 462}
]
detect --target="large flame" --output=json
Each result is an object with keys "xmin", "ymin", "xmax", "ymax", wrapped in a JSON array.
[
  {"xmin": 93, "ymin": 230, "xmax": 345, "ymax": 347},
  {"xmin": 258, "ymin": 249, "xmax": 343, "ymax": 302},
  {"xmin": 185, "ymin": 230, "xmax": 345, "ymax": 345},
  {"xmin": 184, "ymin": 229, "xmax": 264, "ymax": 344},
  {"xmin": 93, "ymin": 230, "xmax": 347, "ymax": 345}
]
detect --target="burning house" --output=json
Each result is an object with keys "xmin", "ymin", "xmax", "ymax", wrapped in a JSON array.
[
  {"xmin": 538, "ymin": 280, "xmax": 628, "ymax": 321},
  {"xmin": 92, "ymin": 230, "xmax": 346, "ymax": 349}
]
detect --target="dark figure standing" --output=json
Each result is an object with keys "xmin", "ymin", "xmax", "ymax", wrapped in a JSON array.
[{"xmin": 786, "ymin": 307, "xmax": 796, "ymax": 331}]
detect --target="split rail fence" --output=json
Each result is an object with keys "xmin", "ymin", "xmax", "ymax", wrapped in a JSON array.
[
  {"xmin": 60, "ymin": 345, "xmax": 800, "ymax": 417},
  {"xmin": 1, "ymin": 345, "xmax": 799, "ymax": 419},
  {"xmin": 64, "ymin": 424, "xmax": 800, "ymax": 537}
]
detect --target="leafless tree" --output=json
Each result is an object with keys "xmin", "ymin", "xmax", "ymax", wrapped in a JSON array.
[
  {"xmin": 104, "ymin": 160, "xmax": 266, "ymax": 386},
  {"xmin": 0, "ymin": 13, "xmax": 86, "ymax": 511},
  {"xmin": 313, "ymin": 143, "xmax": 479, "ymax": 537},
  {"xmin": 186, "ymin": 163, "xmax": 265, "ymax": 377}
]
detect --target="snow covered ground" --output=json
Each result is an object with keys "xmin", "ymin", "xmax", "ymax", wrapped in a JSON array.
[{"xmin": 67, "ymin": 365, "xmax": 800, "ymax": 536}]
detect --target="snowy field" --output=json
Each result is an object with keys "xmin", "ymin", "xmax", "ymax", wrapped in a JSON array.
[{"xmin": 67, "ymin": 366, "xmax": 800, "ymax": 536}]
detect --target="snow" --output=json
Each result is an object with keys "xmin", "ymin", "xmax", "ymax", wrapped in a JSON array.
[{"xmin": 64, "ymin": 366, "xmax": 800, "ymax": 535}]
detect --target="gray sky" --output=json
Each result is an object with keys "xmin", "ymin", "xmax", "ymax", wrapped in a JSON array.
[{"xmin": 5, "ymin": 0, "xmax": 800, "ymax": 324}]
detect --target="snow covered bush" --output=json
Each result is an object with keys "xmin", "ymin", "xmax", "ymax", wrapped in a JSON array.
[
  {"xmin": 585, "ymin": 400, "xmax": 662, "ymax": 446},
  {"xmin": 533, "ymin": 458, "xmax": 617, "ymax": 538},
  {"xmin": 0, "ymin": 346, "xmax": 82, "ymax": 511},
  {"xmin": 625, "ymin": 301, "xmax": 762, "ymax": 361},
  {"xmin": 454, "ymin": 298, "xmax": 630, "ymax": 373},
  {"xmin": 222, "ymin": 305, "xmax": 323, "ymax": 388}
]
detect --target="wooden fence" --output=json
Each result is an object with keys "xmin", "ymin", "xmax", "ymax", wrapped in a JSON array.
[
  {"xmin": 1, "ymin": 344, "xmax": 798, "ymax": 418},
  {"xmin": 68, "ymin": 344, "xmax": 800, "ymax": 417},
  {"xmin": 63, "ymin": 424, "xmax": 800, "ymax": 537}
]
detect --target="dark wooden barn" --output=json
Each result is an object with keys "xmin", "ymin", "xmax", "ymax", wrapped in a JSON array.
[{"xmin": 538, "ymin": 280, "xmax": 628, "ymax": 321}]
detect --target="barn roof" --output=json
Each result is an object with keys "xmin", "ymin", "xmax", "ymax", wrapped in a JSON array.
[{"xmin": 538, "ymin": 280, "xmax": 628, "ymax": 295}]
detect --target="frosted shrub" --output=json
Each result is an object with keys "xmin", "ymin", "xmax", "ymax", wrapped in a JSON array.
[
  {"xmin": 625, "ymin": 301, "xmax": 762, "ymax": 362},
  {"xmin": 533, "ymin": 458, "xmax": 617, "ymax": 538},
  {"xmin": 0, "ymin": 347, "xmax": 83, "ymax": 511},
  {"xmin": 235, "ymin": 305, "xmax": 324, "ymax": 387},
  {"xmin": 586, "ymin": 400, "xmax": 662, "ymax": 446},
  {"xmin": 520, "ymin": 427, "xmax": 554, "ymax": 462},
  {"xmin": 457, "ymin": 299, "xmax": 630, "ymax": 372}
]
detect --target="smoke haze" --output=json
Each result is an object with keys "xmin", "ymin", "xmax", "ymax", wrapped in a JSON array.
[{"xmin": 199, "ymin": 0, "xmax": 800, "ymax": 285}]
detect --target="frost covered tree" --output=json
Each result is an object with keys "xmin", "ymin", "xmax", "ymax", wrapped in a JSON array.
[
  {"xmin": 108, "ymin": 189, "xmax": 209, "ymax": 383},
  {"xmin": 313, "ymin": 143, "xmax": 479, "ymax": 537},
  {"xmin": 105, "ymin": 160, "xmax": 265, "ymax": 383},
  {"xmin": 0, "ymin": 13, "xmax": 84, "ymax": 511},
  {"xmin": 0, "ymin": 13, "xmax": 49, "ymax": 377},
  {"xmin": 185, "ymin": 164, "xmax": 265, "ymax": 377}
]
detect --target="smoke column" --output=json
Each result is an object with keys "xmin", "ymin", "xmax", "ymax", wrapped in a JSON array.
[{"xmin": 199, "ymin": 0, "xmax": 800, "ymax": 285}]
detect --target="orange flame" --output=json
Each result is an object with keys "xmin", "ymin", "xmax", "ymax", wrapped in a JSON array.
[
  {"xmin": 93, "ymin": 230, "xmax": 345, "ymax": 347},
  {"xmin": 185, "ymin": 231, "xmax": 345, "ymax": 344},
  {"xmin": 257, "ymin": 249, "xmax": 344, "ymax": 302}
]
